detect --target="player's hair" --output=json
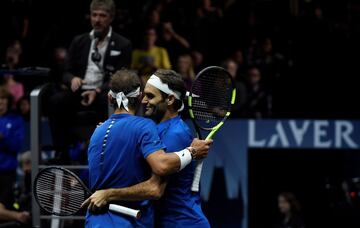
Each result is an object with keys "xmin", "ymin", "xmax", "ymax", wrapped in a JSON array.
[
  {"xmin": 0, "ymin": 86, "xmax": 13, "ymax": 111},
  {"xmin": 109, "ymin": 69, "xmax": 141, "ymax": 110},
  {"xmin": 90, "ymin": 0, "xmax": 116, "ymax": 18},
  {"xmin": 153, "ymin": 69, "xmax": 186, "ymax": 111}
]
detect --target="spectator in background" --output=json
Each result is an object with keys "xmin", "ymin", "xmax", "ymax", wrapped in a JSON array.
[
  {"xmin": 0, "ymin": 86, "xmax": 29, "ymax": 227},
  {"xmin": 230, "ymin": 48, "xmax": 246, "ymax": 77},
  {"xmin": 1, "ymin": 41, "xmax": 25, "ymax": 107},
  {"xmin": 191, "ymin": 50, "xmax": 206, "ymax": 73},
  {"xmin": 220, "ymin": 58, "xmax": 247, "ymax": 118},
  {"xmin": 50, "ymin": 47, "xmax": 67, "ymax": 85},
  {"xmin": 131, "ymin": 27, "xmax": 171, "ymax": 83},
  {"xmin": 16, "ymin": 96, "xmax": 30, "ymax": 122},
  {"xmin": 243, "ymin": 66, "xmax": 272, "ymax": 118},
  {"xmin": 193, "ymin": 0, "xmax": 223, "ymax": 64},
  {"xmin": 254, "ymin": 37, "xmax": 287, "ymax": 92},
  {"xmin": 17, "ymin": 151, "xmax": 32, "ymax": 212},
  {"xmin": 277, "ymin": 192, "xmax": 305, "ymax": 228},
  {"xmin": 176, "ymin": 53, "xmax": 195, "ymax": 91},
  {"xmin": 47, "ymin": 0, "xmax": 132, "ymax": 164},
  {"xmin": 158, "ymin": 21, "xmax": 191, "ymax": 65},
  {"xmin": 2, "ymin": 75, "xmax": 24, "ymax": 108}
]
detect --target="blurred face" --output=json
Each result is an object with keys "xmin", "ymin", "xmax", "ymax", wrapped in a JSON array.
[
  {"xmin": 0, "ymin": 97, "xmax": 9, "ymax": 116},
  {"xmin": 142, "ymin": 84, "xmax": 167, "ymax": 122},
  {"xmin": 227, "ymin": 61, "xmax": 238, "ymax": 79},
  {"xmin": 191, "ymin": 51, "xmax": 203, "ymax": 66},
  {"xmin": 90, "ymin": 9, "xmax": 113, "ymax": 35},
  {"xmin": 233, "ymin": 50, "xmax": 244, "ymax": 65},
  {"xmin": 177, "ymin": 55, "xmax": 191, "ymax": 75},
  {"xmin": 149, "ymin": 10, "xmax": 160, "ymax": 26},
  {"xmin": 247, "ymin": 68, "xmax": 261, "ymax": 85},
  {"xmin": 22, "ymin": 160, "xmax": 31, "ymax": 174},
  {"xmin": 263, "ymin": 38, "xmax": 272, "ymax": 54},
  {"xmin": 145, "ymin": 29, "xmax": 157, "ymax": 47},
  {"xmin": 278, "ymin": 195, "xmax": 291, "ymax": 214},
  {"xmin": 19, "ymin": 99, "xmax": 30, "ymax": 114},
  {"xmin": 6, "ymin": 48, "xmax": 20, "ymax": 69}
]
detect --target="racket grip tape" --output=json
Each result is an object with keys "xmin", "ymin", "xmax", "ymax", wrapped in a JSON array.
[
  {"xmin": 109, "ymin": 204, "xmax": 141, "ymax": 219},
  {"xmin": 191, "ymin": 160, "xmax": 204, "ymax": 192}
]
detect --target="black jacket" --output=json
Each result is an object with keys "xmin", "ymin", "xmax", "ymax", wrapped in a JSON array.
[{"xmin": 63, "ymin": 31, "xmax": 132, "ymax": 92}]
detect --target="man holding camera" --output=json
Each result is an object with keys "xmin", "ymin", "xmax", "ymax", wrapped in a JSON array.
[{"xmin": 48, "ymin": 0, "xmax": 132, "ymax": 164}]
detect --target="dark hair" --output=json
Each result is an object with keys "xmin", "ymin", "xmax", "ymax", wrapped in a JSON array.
[
  {"xmin": 153, "ymin": 69, "xmax": 186, "ymax": 111},
  {"xmin": 90, "ymin": 0, "xmax": 116, "ymax": 18},
  {"xmin": 109, "ymin": 69, "xmax": 141, "ymax": 110},
  {"xmin": 0, "ymin": 86, "xmax": 14, "ymax": 111},
  {"xmin": 279, "ymin": 192, "xmax": 301, "ymax": 214}
]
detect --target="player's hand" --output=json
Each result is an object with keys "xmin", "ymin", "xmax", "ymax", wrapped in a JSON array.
[
  {"xmin": 81, "ymin": 190, "xmax": 109, "ymax": 212},
  {"xmin": 81, "ymin": 90, "xmax": 96, "ymax": 106},
  {"xmin": 71, "ymin": 77, "xmax": 84, "ymax": 92},
  {"xmin": 15, "ymin": 211, "xmax": 30, "ymax": 223},
  {"xmin": 190, "ymin": 138, "xmax": 213, "ymax": 160}
]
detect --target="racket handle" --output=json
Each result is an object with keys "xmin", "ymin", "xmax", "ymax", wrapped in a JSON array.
[
  {"xmin": 191, "ymin": 160, "xmax": 204, "ymax": 192},
  {"xmin": 109, "ymin": 204, "xmax": 141, "ymax": 219}
]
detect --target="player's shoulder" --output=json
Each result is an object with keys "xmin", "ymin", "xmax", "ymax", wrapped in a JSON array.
[
  {"xmin": 127, "ymin": 115, "xmax": 157, "ymax": 129},
  {"xmin": 167, "ymin": 118, "xmax": 192, "ymax": 139}
]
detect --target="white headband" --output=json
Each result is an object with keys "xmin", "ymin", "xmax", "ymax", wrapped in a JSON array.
[
  {"xmin": 108, "ymin": 87, "xmax": 140, "ymax": 112},
  {"xmin": 147, "ymin": 74, "xmax": 184, "ymax": 112},
  {"xmin": 147, "ymin": 75, "xmax": 181, "ymax": 100}
]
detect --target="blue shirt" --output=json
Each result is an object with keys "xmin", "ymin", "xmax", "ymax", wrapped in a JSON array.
[
  {"xmin": 0, "ymin": 112, "xmax": 25, "ymax": 171},
  {"xmin": 156, "ymin": 116, "xmax": 210, "ymax": 228},
  {"xmin": 86, "ymin": 113, "xmax": 165, "ymax": 228}
]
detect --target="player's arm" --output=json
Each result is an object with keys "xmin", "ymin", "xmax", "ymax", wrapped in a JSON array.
[
  {"xmin": 146, "ymin": 138, "xmax": 213, "ymax": 176},
  {"xmin": 0, "ymin": 203, "xmax": 30, "ymax": 224},
  {"xmin": 81, "ymin": 174, "xmax": 167, "ymax": 210}
]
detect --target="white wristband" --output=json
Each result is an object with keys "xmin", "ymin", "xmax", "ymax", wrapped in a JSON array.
[{"xmin": 174, "ymin": 149, "xmax": 192, "ymax": 171}]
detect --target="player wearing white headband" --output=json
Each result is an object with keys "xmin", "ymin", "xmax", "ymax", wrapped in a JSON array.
[
  {"xmin": 142, "ymin": 69, "xmax": 210, "ymax": 227},
  {"xmin": 82, "ymin": 69, "xmax": 212, "ymax": 227}
]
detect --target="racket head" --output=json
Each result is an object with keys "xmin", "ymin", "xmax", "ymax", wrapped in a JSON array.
[
  {"xmin": 188, "ymin": 66, "xmax": 235, "ymax": 131},
  {"xmin": 33, "ymin": 166, "xmax": 89, "ymax": 216}
]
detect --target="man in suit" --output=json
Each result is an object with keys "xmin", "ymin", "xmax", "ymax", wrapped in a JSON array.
[{"xmin": 48, "ymin": 0, "xmax": 132, "ymax": 164}]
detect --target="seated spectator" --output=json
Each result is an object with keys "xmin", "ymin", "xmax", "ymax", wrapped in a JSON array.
[
  {"xmin": 17, "ymin": 151, "xmax": 32, "ymax": 212},
  {"xmin": 277, "ymin": 192, "xmax": 305, "ymax": 228},
  {"xmin": 175, "ymin": 53, "xmax": 195, "ymax": 91},
  {"xmin": 1, "ymin": 41, "xmax": 25, "ymax": 107},
  {"xmin": 190, "ymin": 50, "xmax": 206, "ymax": 73},
  {"xmin": 0, "ymin": 86, "xmax": 29, "ymax": 227},
  {"xmin": 131, "ymin": 27, "xmax": 171, "ymax": 81},
  {"xmin": 243, "ymin": 66, "xmax": 272, "ymax": 118},
  {"xmin": 158, "ymin": 21, "xmax": 191, "ymax": 65},
  {"xmin": 16, "ymin": 96, "xmax": 30, "ymax": 122},
  {"xmin": 2, "ymin": 75, "xmax": 24, "ymax": 108},
  {"xmin": 229, "ymin": 48, "xmax": 246, "ymax": 77},
  {"xmin": 254, "ymin": 37, "xmax": 287, "ymax": 92},
  {"xmin": 220, "ymin": 58, "xmax": 247, "ymax": 118}
]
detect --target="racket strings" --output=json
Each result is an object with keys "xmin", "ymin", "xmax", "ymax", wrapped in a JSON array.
[
  {"xmin": 191, "ymin": 70, "xmax": 233, "ymax": 125},
  {"xmin": 35, "ymin": 169, "xmax": 87, "ymax": 215}
]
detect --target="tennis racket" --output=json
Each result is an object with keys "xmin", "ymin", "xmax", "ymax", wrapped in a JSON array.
[
  {"xmin": 188, "ymin": 66, "xmax": 236, "ymax": 192},
  {"xmin": 33, "ymin": 166, "xmax": 141, "ymax": 219}
]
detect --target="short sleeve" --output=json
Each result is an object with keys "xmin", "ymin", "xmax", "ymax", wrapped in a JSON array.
[{"xmin": 138, "ymin": 120, "xmax": 165, "ymax": 158}]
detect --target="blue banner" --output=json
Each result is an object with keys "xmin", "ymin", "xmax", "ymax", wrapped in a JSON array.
[{"xmin": 188, "ymin": 119, "xmax": 360, "ymax": 228}]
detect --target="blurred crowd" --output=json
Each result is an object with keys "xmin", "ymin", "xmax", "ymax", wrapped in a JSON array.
[{"xmin": 3, "ymin": 0, "xmax": 358, "ymax": 120}]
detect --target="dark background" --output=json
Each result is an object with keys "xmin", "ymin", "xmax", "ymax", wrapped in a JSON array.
[
  {"xmin": 249, "ymin": 149, "xmax": 360, "ymax": 228},
  {"xmin": 1, "ymin": 0, "xmax": 360, "ymax": 119}
]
